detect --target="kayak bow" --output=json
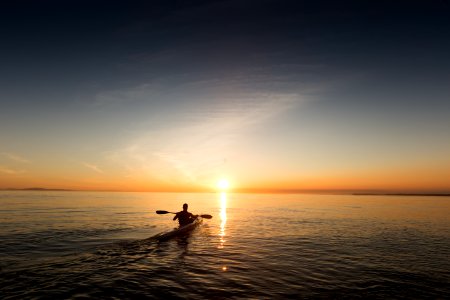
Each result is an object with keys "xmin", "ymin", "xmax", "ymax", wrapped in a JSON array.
[{"xmin": 153, "ymin": 218, "xmax": 203, "ymax": 241}]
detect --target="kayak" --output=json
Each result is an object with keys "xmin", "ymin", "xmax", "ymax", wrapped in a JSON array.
[{"xmin": 153, "ymin": 218, "xmax": 203, "ymax": 241}]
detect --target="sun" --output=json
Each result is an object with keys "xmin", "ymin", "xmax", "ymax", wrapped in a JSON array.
[{"xmin": 217, "ymin": 179, "xmax": 230, "ymax": 190}]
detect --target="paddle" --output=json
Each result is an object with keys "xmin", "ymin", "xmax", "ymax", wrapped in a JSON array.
[{"xmin": 156, "ymin": 210, "xmax": 213, "ymax": 219}]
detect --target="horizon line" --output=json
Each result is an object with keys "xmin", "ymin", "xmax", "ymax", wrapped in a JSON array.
[{"xmin": 1, "ymin": 187, "xmax": 450, "ymax": 196}]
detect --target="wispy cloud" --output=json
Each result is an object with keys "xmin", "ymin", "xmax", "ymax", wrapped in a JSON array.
[
  {"xmin": 83, "ymin": 162, "xmax": 104, "ymax": 174},
  {"xmin": 0, "ymin": 166, "xmax": 26, "ymax": 175},
  {"xmin": 92, "ymin": 83, "xmax": 163, "ymax": 107},
  {"xmin": 94, "ymin": 59, "xmax": 336, "ymax": 185},
  {"xmin": 105, "ymin": 91, "xmax": 303, "ymax": 185},
  {"xmin": 90, "ymin": 53, "xmax": 336, "ymax": 108},
  {"xmin": 0, "ymin": 152, "xmax": 30, "ymax": 164}
]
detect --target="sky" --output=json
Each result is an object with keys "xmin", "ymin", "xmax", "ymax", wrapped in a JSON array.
[{"xmin": 1, "ymin": 0, "xmax": 449, "ymax": 193}]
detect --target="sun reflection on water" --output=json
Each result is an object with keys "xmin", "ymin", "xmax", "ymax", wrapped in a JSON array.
[{"xmin": 218, "ymin": 192, "xmax": 227, "ymax": 250}]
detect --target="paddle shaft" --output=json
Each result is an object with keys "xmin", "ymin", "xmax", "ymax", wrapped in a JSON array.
[{"xmin": 156, "ymin": 210, "xmax": 212, "ymax": 219}]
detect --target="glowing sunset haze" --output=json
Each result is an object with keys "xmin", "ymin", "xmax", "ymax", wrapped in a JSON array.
[{"xmin": 0, "ymin": 1, "xmax": 449, "ymax": 193}]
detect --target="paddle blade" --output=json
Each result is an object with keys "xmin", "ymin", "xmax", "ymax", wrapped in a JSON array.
[
  {"xmin": 200, "ymin": 214, "xmax": 213, "ymax": 219},
  {"xmin": 156, "ymin": 210, "xmax": 169, "ymax": 214}
]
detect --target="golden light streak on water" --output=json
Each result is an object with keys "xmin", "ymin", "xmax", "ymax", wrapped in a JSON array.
[{"xmin": 218, "ymin": 192, "xmax": 227, "ymax": 249}]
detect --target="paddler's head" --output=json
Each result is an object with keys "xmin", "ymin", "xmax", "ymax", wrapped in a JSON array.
[{"xmin": 183, "ymin": 203, "xmax": 188, "ymax": 211}]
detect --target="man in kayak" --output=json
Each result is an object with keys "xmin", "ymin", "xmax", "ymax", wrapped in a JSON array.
[{"xmin": 173, "ymin": 203, "xmax": 198, "ymax": 227}]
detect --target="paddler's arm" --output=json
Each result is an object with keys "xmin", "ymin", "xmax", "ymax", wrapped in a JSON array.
[{"xmin": 173, "ymin": 212, "xmax": 179, "ymax": 221}]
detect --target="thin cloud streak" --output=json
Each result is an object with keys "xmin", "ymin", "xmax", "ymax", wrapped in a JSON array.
[
  {"xmin": 92, "ymin": 83, "xmax": 163, "ymax": 107},
  {"xmin": 83, "ymin": 162, "xmax": 104, "ymax": 174},
  {"xmin": 0, "ymin": 166, "xmax": 26, "ymax": 175},
  {"xmin": 0, "ymin": 152, "xmax": 30, "ymax": 164}
]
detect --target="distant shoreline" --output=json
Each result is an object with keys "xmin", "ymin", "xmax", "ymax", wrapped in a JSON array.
[
  {"xmin": 352, "ymin": 193, "xmax": 450, "ymax": 197},
  {"xmin": 0, "ymin": 188, "xmax": 74, "ymax": 192}
]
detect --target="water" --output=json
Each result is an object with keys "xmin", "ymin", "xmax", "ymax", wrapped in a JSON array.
[{"xmin": 1, "ymin": 191, "xmax": 449, "ymax": 299}]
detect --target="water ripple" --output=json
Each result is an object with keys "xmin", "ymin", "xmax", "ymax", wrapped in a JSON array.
[{"xmin": 1, "ymin": 192, "xmax": 449, "ymax": 298}]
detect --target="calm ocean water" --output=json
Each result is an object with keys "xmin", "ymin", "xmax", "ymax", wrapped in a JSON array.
[{"xmin": 0, "ymin": 191, "xmax": 449, "ymax": 299}]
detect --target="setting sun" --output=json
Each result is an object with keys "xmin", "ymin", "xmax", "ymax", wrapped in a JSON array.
[{"xmin": 217, "ymin": 179, "xmax": 230, "ymax": 190}]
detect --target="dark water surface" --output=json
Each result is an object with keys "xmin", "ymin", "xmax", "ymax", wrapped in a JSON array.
[{"xmin": 1, "ymin": 191, "xmax": 449, "ymax": 299}]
